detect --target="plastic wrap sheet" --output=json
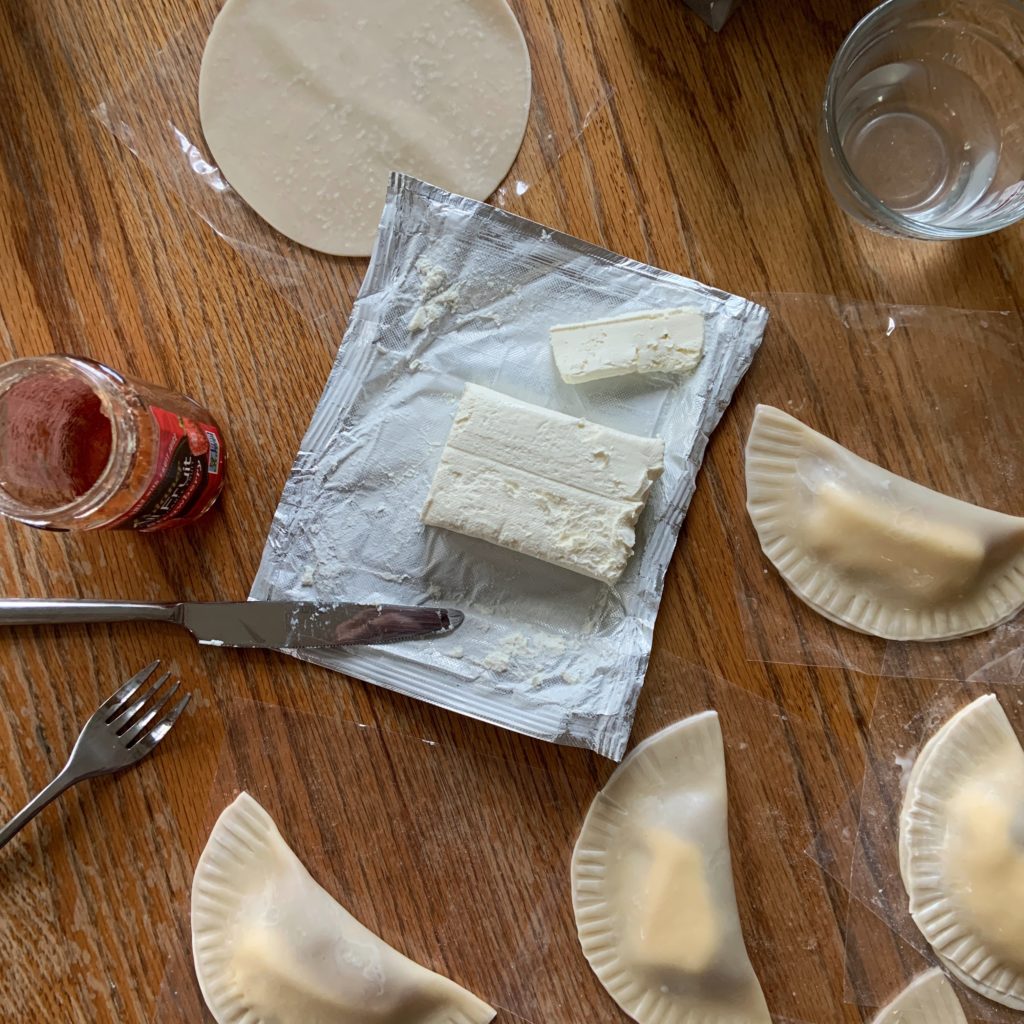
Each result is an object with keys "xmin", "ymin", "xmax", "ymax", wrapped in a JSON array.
[
  {"xmin": 152, "ymin": 657, "xmax": 843, "ymax": 1024},
  {"xmin": 717, "ymin": 294, "xmax": 1024, "ymax": 683},
  {"xmin": 0, "ymin": 699, "xmax": 222, "ymax": 1021},
  {"xmin": 812, "ymin": 677, "xmax": 1024, "ymax": 1022},
  {"xmin": 635, "ymin": 652, "xmax": 847, "ymax": 1024},
  {"xmin": 682, "ymin": 0, "xmax": 744, "ymax": 30},
  {"xmin": 249, "ymin": 173, "xmax": 767, "ymax": 760},
  {"xmin": 91, "ymin": 0, "xmax": 610, "ymax": 340},
  {"xmin": 93, "ymin": 8, "xmax": 359, "ymax": 343}
]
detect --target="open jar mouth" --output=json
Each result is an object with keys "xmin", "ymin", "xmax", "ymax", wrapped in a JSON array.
[
  {"xmin": 0, "ymin": 356, "xmax": 136, "ymax": 525},
  {"xmin": 822, "ymin": 0, "xmax": 1024, "ymax": 240}
]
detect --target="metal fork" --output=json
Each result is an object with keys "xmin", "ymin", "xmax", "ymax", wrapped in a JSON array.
[{"xmin": 0, "ymin": 661, "xmax": 190, "ymax": 851}]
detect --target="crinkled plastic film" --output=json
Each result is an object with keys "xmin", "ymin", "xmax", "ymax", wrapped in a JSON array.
[
  {"xmin": 151, "ymin": 655, "xmax": 842, "ymax": 1024},
  {"xmin": 91, "ymin": 0, "xmax": 610, "ymax": 341},
  {"xmin": 630, "ymin": 652, "xmax": 847, "ymax": 1024},
  {"xmin": 94, "ymin": 9, "xmax": 361, "ymax": 342},
  {"xmin": 812, "ymin": 677, "xmax": 1024, "ymax": 1021},
  {"xmin": 0, "ymin": 692, "xmax": 223, "ymax": 1022},
  {"xmin": 719, "ymin": 294, "xmax": 1024, "ymax": 683},
  {"xmin": 682, "ymin": 0, "xmax": 744, "ymax": 30}
]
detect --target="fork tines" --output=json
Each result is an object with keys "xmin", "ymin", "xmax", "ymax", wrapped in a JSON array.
[{"xmin": 101, "ymin": 660, "xmax": 191, "ymax": 749}]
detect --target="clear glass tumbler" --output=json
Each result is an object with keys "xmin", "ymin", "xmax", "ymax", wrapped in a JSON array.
[{"xmin": 820, "ymin": 0, "xmax": 1024, "ymax": 238}]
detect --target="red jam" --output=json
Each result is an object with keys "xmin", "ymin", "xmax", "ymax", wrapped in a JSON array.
[
  {"xmin": 0, "ymin": 372, "xmax": 113, "ymax": 507},
  {"xmin": 0, "ymin": 356, "xmax": 226, "ymax": 532}
]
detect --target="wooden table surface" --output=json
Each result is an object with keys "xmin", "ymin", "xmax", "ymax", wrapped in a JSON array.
[{"xmin": 1, "ymin": 1, "xmax": 1022, "ymax": 1021}]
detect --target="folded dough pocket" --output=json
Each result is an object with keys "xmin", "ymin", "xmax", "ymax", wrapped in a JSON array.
[
  {"xmin": 745, "ymin": 404, "xmax": 1024, "ymax": 641},
  {"xmin": 571, "ymin": 711, "xmax": 770, "ymax": 1024},
  {"xmin": 191, "ymin": 792, "xmax": 495, "ymax": 1024},
  {"xmin": 869, "ymin": 968, "xmax": 967, "ymax": 1024},
  {"xmin": 900, "ymin": 696, "xmax": 1024, "ymax": 1010}
]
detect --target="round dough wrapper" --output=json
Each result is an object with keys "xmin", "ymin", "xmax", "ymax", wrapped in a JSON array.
[{"xmin": 199, "ymin": 0, "xmax": 531, "ymax": 256}]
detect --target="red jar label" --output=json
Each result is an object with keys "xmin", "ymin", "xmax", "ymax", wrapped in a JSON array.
[{"xmin": 111, "ymin": 407, "xmax": 226, "ymax": 531}]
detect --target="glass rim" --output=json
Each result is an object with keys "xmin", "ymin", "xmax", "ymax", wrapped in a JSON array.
[
  {"xmin": 822, "ymin": 0, "xmax": 1024, "ymax": 240},
  {"xmin": 0, "ymin": 355, "xmax": 136, "ymax": 524}
]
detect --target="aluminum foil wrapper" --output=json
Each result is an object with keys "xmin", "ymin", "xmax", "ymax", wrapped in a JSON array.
[{"xmin": 251, "ymin": 174, "xmax": 768, "ymax": 759}]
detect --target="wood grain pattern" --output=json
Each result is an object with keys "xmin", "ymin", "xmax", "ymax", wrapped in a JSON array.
[{"xmin": 0, "ymin": 0, "xmax": 1021, "ymax": 1020}]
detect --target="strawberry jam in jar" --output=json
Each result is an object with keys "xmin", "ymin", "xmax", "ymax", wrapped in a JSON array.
[{"xmin": 0, "ymin": 355, "xmax": 226, "ymax": 531}]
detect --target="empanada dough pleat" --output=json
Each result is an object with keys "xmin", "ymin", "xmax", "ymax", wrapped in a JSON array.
[
  {"xmin": 191, "ymin": 792, "xmax": 495, "ymax": 1024},
  {"xmin": 745, "ymin": 405, "xmax": 1024, "ymax": 641},
  {"xmin": 869, "ymin": 968, "xmax": 967, "ymax": 1024},
  {"xmin": 571, "ymin": 712, "xmax": 771, "ymax": 1024},
  {"xmin": 899, "ymin": 696, "xmax": 1024, "ymax": 1010}
]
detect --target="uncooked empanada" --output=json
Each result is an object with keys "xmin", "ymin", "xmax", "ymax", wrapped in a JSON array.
[
  {"xmin": 870, "ymin": 968, "xmax": 967, "ymax": 1024},
  {"xmin": 191, "ymin": 792, "xmax": 495, "ymax": 1024},
  {"xmin": 899, "ymin": 696, "xmax": 1024, "ymax": 1010},
  {"xmin": 571, "ymin": 711, "xmax": 770, "ymax": 1024},
  {"xmin": 745, "ymin": 404, "xmax": 1024, "ymax": 641}
]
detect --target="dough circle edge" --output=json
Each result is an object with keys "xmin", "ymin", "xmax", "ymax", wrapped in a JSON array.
[{"xmin": 198, "ymin": 0, "xmax": 532, "ymax": 256}]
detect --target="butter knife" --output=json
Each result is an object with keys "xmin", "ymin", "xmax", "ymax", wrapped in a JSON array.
[{"xmin": 0, "ymin": 599, "xmax": 464, "ymax": 648}]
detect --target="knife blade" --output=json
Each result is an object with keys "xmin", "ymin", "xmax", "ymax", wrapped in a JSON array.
[{"xmin": 0, "ymin": 600, "xmax": 464, "ymax": 648}]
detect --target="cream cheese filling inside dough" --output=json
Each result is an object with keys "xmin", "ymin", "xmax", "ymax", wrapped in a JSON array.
[
  {"xmin": 900, "ymin": 695, "xmax": 1024, "ymax": 1010},
  {"xmin": 626, "ymin": 827, "xmax": 720, "ymax": 974},
  {"xmin": 745, "ymin": 404, "xmax": 1024, "ymax": 641},
  {"xmin": 946, "ymin": 759, "xmax": 1024, "ymax": 963},
  {"xmin": 191, "ymin": 792, "xmax": 495, "ymax": 1024},
  {"xmin": 571, "ymin": 712, "xmax": 771, "ymax": 1024},
  {"xmin": 199, "ymin": 0, "xmax": 531, "ymax": 256}
]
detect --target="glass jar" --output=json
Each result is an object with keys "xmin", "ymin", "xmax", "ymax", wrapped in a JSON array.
[
  {"xmin": 0, "ymin": 355, "xmax": 227, "ymax": 531},
  {"xmin": 820, "ymin": 0, "xmax": 1024, "ymax": 239}
]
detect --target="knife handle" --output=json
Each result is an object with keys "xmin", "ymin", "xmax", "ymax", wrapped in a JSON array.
[{"xmin": 0, "ymin": 600, "xmax": 182, "ymax": 626}]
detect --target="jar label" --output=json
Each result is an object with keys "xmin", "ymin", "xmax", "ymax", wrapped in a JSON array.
[{"xmin": 111, "ymin": 406, "xmax": 226, "ymax": 531}]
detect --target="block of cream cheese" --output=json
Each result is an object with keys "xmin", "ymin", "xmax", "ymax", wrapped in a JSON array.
[
  {"xmin": 550, "ymin": 307, "xmax": 704, "ymax": 384},
  {"xmin": 421, "ymin": 384, "xmax": 665, "ymax": 584}
]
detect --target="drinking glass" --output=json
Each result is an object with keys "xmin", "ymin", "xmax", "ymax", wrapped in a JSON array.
[{"xmin": 820, "ymin": 0, "xmax": 1024, "ymax": 238}]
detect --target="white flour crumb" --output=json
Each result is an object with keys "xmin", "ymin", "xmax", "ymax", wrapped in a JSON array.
[
  {"xmin": 410, "ymin": 288, "xmax": 461, "ymax": 331},
  {"xmin": 301, "ymin": 566, "xmax": 316, "ymax": 586},
  {"xmin": 471, "ymin": 629, "xmax": 575, "ymax": 680},
  {"xmin": 448, "ymin": 646, "xmax": 464, "ymax": 659},
  {"xmin": 410, "ymin": 258, "xmax": 461, "ymax": 332},
  {"xmin": 415, "ymin": 257, "xmax": 447, "ymax": 293},
  {"xmin": 482, "ymin": 651, "xmax": 510, "ymax": 672},
  {"xmin": 536, "ymin": 634, "xmax": 567, "ymax": 654},
  {"xmin": 498, "ymin": 632, "xmax": 532, "ymax": 657},
  {"xmin": 896, "ymin": 750, "xmax": 918, "ymax": 790},
  {"xmin": 562, "ymin": 670, "xmax": 580, "ymax": 685}
]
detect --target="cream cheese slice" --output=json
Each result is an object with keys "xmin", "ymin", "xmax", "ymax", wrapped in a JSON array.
[
  {"xmin": 550, "ymin": 307, "xmax": 705, "ymax": 384},
  {"xmin": 421, "ymin": 384, "xmax": 664, "ymax": 584}
]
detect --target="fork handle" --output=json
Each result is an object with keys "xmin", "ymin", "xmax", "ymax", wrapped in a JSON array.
[
  {"xmin": 0, "ymin": 770, "xmax": 78, "ymax": 852},
  {"xmin": 0, "ymin": 600, "xmax": 181, "ymax": 627}
]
